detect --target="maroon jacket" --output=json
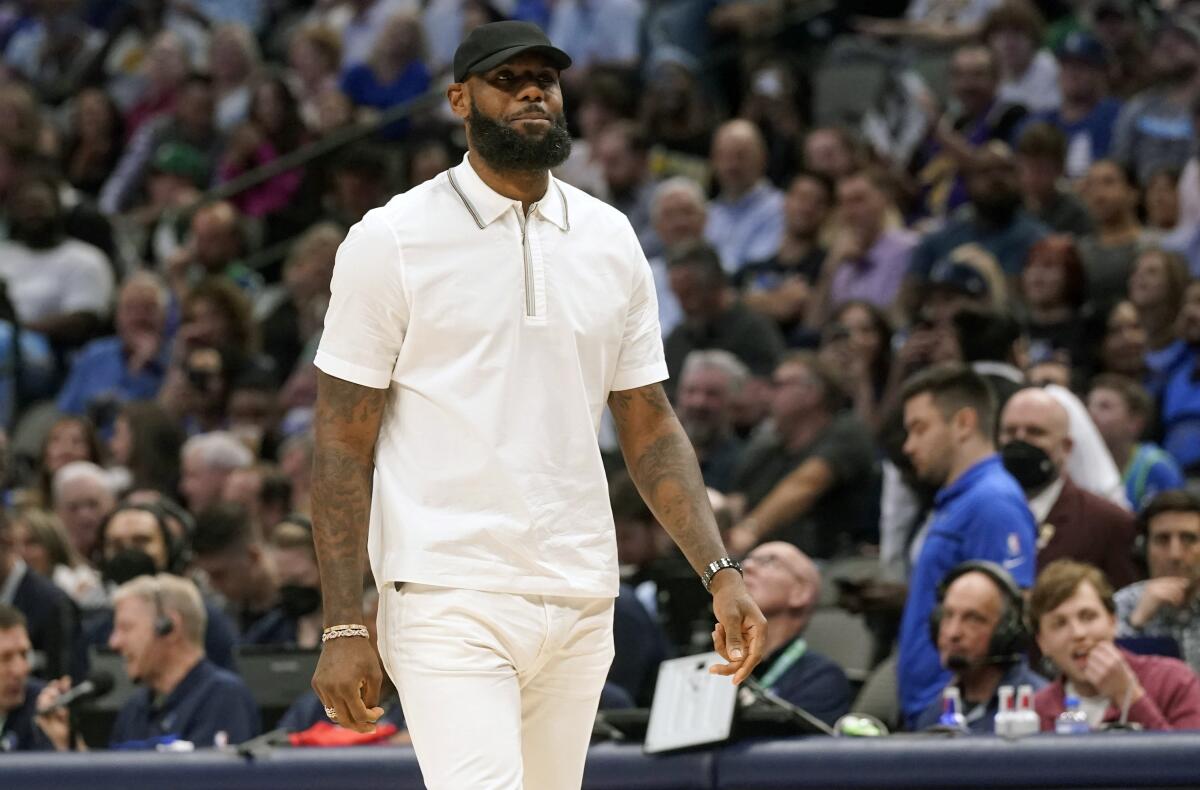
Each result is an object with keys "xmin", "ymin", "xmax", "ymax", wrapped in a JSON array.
[
  {"xmin": 1035, "ymin": 650, "xmax": 1200, "ymax": 731},
  {"xmin": 1039, "ymin": 476, "xmax": 1140, "ymax": 589}
]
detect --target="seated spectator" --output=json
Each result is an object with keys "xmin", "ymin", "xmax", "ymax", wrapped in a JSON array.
[
  {"xmin": 818, "ymin": 301, "xmax": 892, "ymax": 428},
  {"xmin": 0, "ymin": 175, "xmax": 113, "ymax": 349},
  {"xmin": 663, "ymin": 241, "xmax": 786, "ymax": 396},
  {"xmin": 998, "ymin": 387, "xmax": 1139, "ymax": 588},
  {"xmin": 89, "ymin": 503, "xmax": 238, "ymax": 670},
  {"xmin": 56, "ymin": 273, "xmax": 172, "ymax": 433},
  {"xmin": 221, "ymin": 464, "xmax": 292, "ymax": 536},
  {"xmin": 105, "ymin": 574, "xmax": 259, "ymax": 748},
  {"xmin": 164, "ymin": 202, "xmax": 262, "ymax": 301},
  {"xmin": 1145, "ymin": 168, "xmax": 1183, "ymax": 232},
  {"xmin": 801, "ymin": 127, "xmax": 860, "ymax": 184},
  {"xmin": 548, "ymin": 0, "xmax": 642, "ymax": 78},
  {"xmin": 736, "ymin": 171, "xmax": 832, "ymax": 342},
  {"xmin": 911, "ymin": 45, "xmax": 1029, "ymax": 217},
  {"xmin": 1129, "ymin": 249, "xmax": 1192, "ymax": 394},
  {"xmin": 984, "ymin": 1, "xmax": 1060, "ymax": 113},
  {"xmin": 1116, "ymin": 491, "xmax": 1200, "ymax": 674},
  {"xmin": 704, "ymin": 120, "xmax": 784, "ymax": 273},
  {"xmin": 1019, "ymin": 235, "xmax": 1092, "ymax": 373},
  {"xmin": 209, "ymin": 23, "xmax": 259, "ymax": 133},
  {"xmin": 1160, "ymin": 280, "xmax": 1200, "ymax": 472},
  {"xmin": 242, "ymin": 517, "xmax": 322, "ymax": 647},
  {"xmin": 675, "ymin": 351, "xmax": 747, "ymax": 494},
  {"xmin": 62, "ymin": 87, "xmax": 125, "ymax": 199},
  {"xmin": 1087, "ymin": 375, "xmax": 1186, "ymax": 512},
  {"xmin": 914, "ymin": 561, "xmax": 1046, "ymax": 732},
  {"xmin": 1033, "ymin": 31, "xmax": 1121, "ymax": 179},
  {"xmin": 52, "ymin": 460, "xmax": 116, "ymax": 564},
  {"xmin": 174, "ymin": 278, "xmax": 260, "ymax": 361},
  {"xmin": 0, "ymin": 604, "xmax": 59, "ymax": 751},
  {"xmin": 1112, "ymin": 19, "xmax": 1200, "ymax": 185},
  {"xmin": 810, "ymin": 169, "xmax": 915, "ymax": 327},
  {"xmin": 109, "ymin": 401, "xmax": 184, "ymax": 498},
  {"xmin": 1078, "ymin": 159, "xmax": 1155, "ymax": 309},
  {"xmin": 121, "ymin": 31, "xmax": 189, "ymax": 142},
  {"xmin": 638, "ymin": 56, "xmax": 714, "ymax": 159},
  {"xmin": 323, "ymin": 145, "xmax": 392, "ymax": 227},
  {"xmin": 896, "ymin": 365, "xmax": 1037, "ymax": 726},
  {"xmin": 1032, "ymin": 560, "xmax": 1200, "ymax": 731},
  {"xmin": 727, "ymin": 352, "xmax": 877, "ymax": 559},
  {"xmin": 593, "ymin": 121, "xmax": 657, "ymax": 255},
  {"xmin": 180, "ymin": 432, "xmax": 255, "ymax": 515},
  {"xmin": 0, "ymin": 509, "xmax": 81, "ymax": 683},
  {"xmin": 339, "ymin": 13, "xmax": 431, "ymax": 140},
  {"xmin": 1015, "ymin": 123, "xmax": 1092, "ymax": 236},
  {"xmin": 190, "ymin": 503, "xmax": 278, "ymax": 636},
  {"xmin": 3, "ymin": 1, "xmax": 102, "ymax": 103},
  {"xmin": 34, "ymin": 415, "xmax": 104, "ymax": 509},
  {"xmin": 226, "ymin": 368, "xmax": 283, "ymax": 460},
  {"xmin": 907, "ymin": 142, "xmax": 1047, "ymax": 314},
  {"xmin": 646, "ymin": 177, "xmax": 707, "ymax": 338},
  {"xmin": 217, "ymin": 75, "xmax": 308, "ymax": 219},
  {"xmin": 1099, "ymin": 299, "xmax": 1148, "ymax": 382},
  {"xmin": 287, "ymin": 24, "xmax": 342, "ymax": 129},
  {"xmin": 9, "ymin": 508, "xmax": 103, "ymax": 612},
  {"xmin": 1091, "ymin": 0, "xmax": 1148, "ymax": 99},
  {"xmin": 741, "ymin": 542, "xmax": 851, "ymax": 727},
  {"xmin": 609, "ymin": 582, "xmax": 671, "ymax": 707}
]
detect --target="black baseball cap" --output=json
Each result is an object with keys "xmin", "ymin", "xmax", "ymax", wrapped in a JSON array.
[
  {"xmin": 453, "ymin": 21, "xmax": 571, "ymax": 83},
  {"xmin": 1055, "ymin": 31, "xmax": 1109, "ymax": 68}
]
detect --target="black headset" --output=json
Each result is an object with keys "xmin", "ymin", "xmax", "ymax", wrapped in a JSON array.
[
  {"xmin": 151, "ymin": 580, "xmax": 175, "ymax": 638},
  {"xmin": 98, "ymin": 502, "xmax": 188, "ymax": 576},
  {"xmin": 928, "ymin": 560, "xmax": 1027, "ymax": 662}
]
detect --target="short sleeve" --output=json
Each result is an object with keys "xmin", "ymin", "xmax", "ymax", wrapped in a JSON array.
[
  {"xmin": 811, "ymin": 415, "xmax": 875, "ymax": 485},
  {"xmin": 314, "ymin": 211, "xmax": 409, "ymax": 389},
  {"xmin": 60, "ymin": 245, "xmax": 115, "ymax": 316},
  {"xmin": 610, "ymin": 238, "xmax": 668, "ymax": 392}
]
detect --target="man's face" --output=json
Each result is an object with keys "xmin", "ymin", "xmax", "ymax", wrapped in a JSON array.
[
  {"xmin": 784, "ymin": 176, "xmax": 829, "ymax": 237},
  {"xmin": 903, "ymin": 393, "xmax": 956, "ymax": 487},
  {"xmin": 998, "ymin": 391, "xmax": 1072, "ymax": 474},
  {"xmin": 1059, "ymin": 59, "xmax": 1104, "ymax": 104},
  {"xmin": 453, "ymin": 54, "xmax": 570, "ymax": 172},
  {"xmin": 195, "ymin": 546, "xmax": 260, "ymax": 606},
  {"xmin": 108, "ymin": 596, "xmax": 159, "ymax": 684},
  {"xmin": 803, "ymin": 130, "xmax": 853, "ymax": 180},
  {"xmin": 950, "ymin": 47, "xmax": 998, "ymax": 116},
  {"xmin": 653, "ymin": 191, "xmax": 706, "ymax": 247},
  {"xmin": 742, "ymin": 542, "xmax": 811, "ymax": 620},
  {"xmin": 0, "ymin": 625, "xmax": 31, "ymax": 712},
  {"xmin": 1036, "ymin": 582, "xmax": 1118, "ymax": 687},
  {"xmin": 937, "ymin": 572, "xmax": 1004, "ymax": 669},
  {"xmin": 272, "ymin": 546, "xmax": 320, "ymax": 589},
  {"xmin": 769, "ymin": 361, "xmax": 822, "ymax": 431},
  {"xmin": 1151, "ymin": 29, "xmax": 1200, "ymax": 83},
  {"xmin": 1086, "ymin": 387, "xmax": 1138, "ymax": 447},
  {"xmin": 967, "ymin": 149, "xmax": 1021, "ymax": 217},
  {"xmin": 594, "ymin": 131, "xmax": 645, "ymax": 194},
  {"xmin": 180, "ymin": 451, "xmax": 231, "ymax": 514},
  {"xmin": 1017, "ymin": 154, "xmax": 1058, "ymax": 202},
  {"xmin": 191, "ymin": 210, "xmax": 241, "ymax": 271},
  {"xmin": 668, "ymin": 265, "xmax": 721, "ymax": 322},
  {"xmin": 103, "ymin": 510, "xmax": 168, "ymax": 572},
  {"xmin": 836, "ymin": 175, "xmax": 884, "ymax": 237},
  {"xmin": 55, "ymin": 479, "xmax": 115, "ymax": 558},
  {"xmin": 1082, "ymin": 161, "xmax": 1134, "ymax": 224},
  {"xmin": 116, "ymin": 284, "xmax": 165, "ymax": 347},
  {"xmin": 711, "ymin": 127, "xmax": 762, "ymax": 197},
  {"xmin": 677, "ymin": 365, "xmax": 734, "ymax": 446},
  {"xmin": 1146, "ymin": 512, "xmax": 1200, "ymax": 579},
  {"xmin": 176, "ymin": 83, "xmax": 215, "ymax": 138}
]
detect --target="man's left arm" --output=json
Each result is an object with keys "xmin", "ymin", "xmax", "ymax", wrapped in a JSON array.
[{"xmin": 608, "ymin": 383, "xmax": 767, "ymax": 683}]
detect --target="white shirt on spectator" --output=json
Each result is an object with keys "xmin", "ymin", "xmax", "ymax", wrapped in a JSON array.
[
  {"xmin": 339, "ymin": 0, "xmax": 421, "ymax": 67},
  {"xmin": 548, "ymin": 0, "xmax": 644, "ymax": 69},
  {"xmin": 0, "ymin": 238, "xmax": 114, "ymax": 323},
  {"xmin": 905, "ymin": 0, "xmax": 1002, "ymax": 26},
  {"xmin": 998, "ymin": 50, "xmax": 1061, "ymax": 114},
  {"xmin": 315, "ymin": 154, "xmax": 667, "ymax": 599}
]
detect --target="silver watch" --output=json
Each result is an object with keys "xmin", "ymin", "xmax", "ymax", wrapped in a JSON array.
[{"xmin": 702, "ymin": 557, "xmax": 743, "ymax": 592}]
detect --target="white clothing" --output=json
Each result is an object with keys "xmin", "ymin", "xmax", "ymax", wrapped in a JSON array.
[
  {"xmin": 378, "ymin": 582, "xmax": 613, "ymax": 790},
  {"xmin": 0, "ymin": 239, "xmax": 114, "ymax": 323},
  {"xmin": 548, "ymin": 0, "xmax": 644, "ymax": 69},
  {"xmin": 905, "ymin": 0, "xmax": 1001, "ymax": 26},
  {"xmin": 1044, "ymin": 384, "xmax": 1131, "ymax": 510},
  {"xmin": 316, "ymin": 154, "xmax": 667, "ymax": 599},
  {"xmin": 1027, "ymin": 476, "xmax": 1067, "ymax": 526},
  {"xmin": 998, "ymin": 50, "xmax": 1062, "ymax": 114}
]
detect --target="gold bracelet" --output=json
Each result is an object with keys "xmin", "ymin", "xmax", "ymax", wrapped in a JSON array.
[{"xmin": 321, "ymin": 623, "xmax": 370, "ymax": 643}]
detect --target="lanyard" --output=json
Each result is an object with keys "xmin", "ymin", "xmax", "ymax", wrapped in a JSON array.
[{"xmin": 760, "ymin": 637, "xmax": 808, "ymax": 689}]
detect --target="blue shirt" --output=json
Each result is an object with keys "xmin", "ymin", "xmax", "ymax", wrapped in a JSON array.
[
  {"xmin": 912, "ymin": 659, "xmax": 1047, "ymax": 733},
  {"xmin": 109, "ymin": 658, "xmax": 259, "ymax": 748},
  {"xmin": 753, "ymin": 639, "xmax": 852, "ymax": 727},
  {"xmin": 1161, "ymin": 349, "xmax": 1200, "ymax": 471},
  {"xmin": 56, "ymin": 336, "xmax": 169, "ymax": 429},
  {"xmin": 339, "ymin": 61, "xmax": 432, "ymax": 140},
  {"xmin": 909, "ymin": 208, "xmax": 1048, "ymax": 279},
  {"xmin": 897, "ymin": 455, "xmax": 1038, "ymax": 723},
  {"xmin": 1032, "ymin": 98, "xmax": 1122, "ymax": 178},
  {"xmin": 704, "ymin": 180, "xmax": 785, "ymax": 273},
  {"xmin": 1125, "ymin": 443, "xmax": 1187, "ymax": 512},
  {"xmin": 0, "ymin": 321, "xmax": 55, "ymax": 428}
]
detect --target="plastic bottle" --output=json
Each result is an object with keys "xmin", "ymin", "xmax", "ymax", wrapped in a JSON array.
[
  {"xmin": 1009, "ymin": 684, "xmax": 1041, "ymax": 738},
  {"xmin": 994, "ymin": 685, "xmax": 1015, "ymax": 738},
  {"xmin": 938, "ymin": 686, "xmax": 968, "ymax": 731},
  {"xmin": 1055, "ymin": 695, "xmax": 1091, "ymax": 735}
]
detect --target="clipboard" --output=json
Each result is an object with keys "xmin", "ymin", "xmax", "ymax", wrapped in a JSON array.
[{"xmin": 643, "ymin": 651, "xmax": 738, "ymax": 754}]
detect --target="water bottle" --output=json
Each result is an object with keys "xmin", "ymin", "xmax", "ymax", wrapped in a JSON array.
[
  {"xmin": 1009, "ymin": 684, "xmax": 1041, "ymax": 738},
  {"xmin": 1055, "ymin": 695, "xmax": 1091, "ymax": 735},
  {"xmin": 994, "ymin": 685, "xmax": 1015, "ymax": 738},
  {"xmin": 938, "ymin": 686, "xmax": 968, "ymax": 731}
]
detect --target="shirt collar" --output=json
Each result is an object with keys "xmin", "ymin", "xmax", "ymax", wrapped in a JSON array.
[
  {"xmin": 154, "ymin": 658, "xmax": 213, "ymax": 714},
  {"xmin": 935, "ymin": 454, "xmax": 1001, "ymax": 508},
  {"xmin": 448, "ymin": 153, "xmax": 570, "ymax": 232},
  {"xmin": 0, "ymin": 558, "xmax": 26, "ymax": 606},
  {"xmin": 1028, "ymin": 475, "xmax": 1065, "ymax": 524}
]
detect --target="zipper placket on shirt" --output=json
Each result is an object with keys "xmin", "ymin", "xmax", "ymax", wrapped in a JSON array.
[{"xmin": 516, "ymin": 205, "xmax": 536, "ymax": 317}]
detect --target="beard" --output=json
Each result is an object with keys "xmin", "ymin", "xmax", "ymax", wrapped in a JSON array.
[{"xmin": 468, "ymin": 100, "xmax": 572, "ymax": 172}]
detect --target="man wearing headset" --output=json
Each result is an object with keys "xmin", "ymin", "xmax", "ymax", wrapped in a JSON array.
[{"xmin": 914, "ymin": 561, "xmax": 1046, "ymax": 732}]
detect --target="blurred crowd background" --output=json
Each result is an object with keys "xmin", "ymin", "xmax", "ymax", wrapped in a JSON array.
[{"xmin": 2, "ymin": 0, "xmax": 1200, "ymax": 754}]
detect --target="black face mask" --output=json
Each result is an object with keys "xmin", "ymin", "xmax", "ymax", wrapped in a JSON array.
[
  {"xmin": 278, "ymin": 585, "xmax": 322, "ymax": 618},
  {"xmin": 1000, "ymin": 440, "xmax": 1057, "ymax": 492},
  {"xmin": 102, "ymin": 549, "xmax": 158, "ymax": 586}
]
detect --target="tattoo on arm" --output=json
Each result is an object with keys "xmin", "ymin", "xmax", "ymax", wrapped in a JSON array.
[
  {"xmin": 609, "ymin": 384, "xmax": 726, "ymax": 575},
  {"xmin": 312, "ymin": 371, "xmax": 388, "ymax": 626}
]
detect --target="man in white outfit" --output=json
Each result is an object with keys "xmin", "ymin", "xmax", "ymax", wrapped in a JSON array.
[{"xmin": 309, "ymin": 21, "xmax": 766, "ymax": 790}]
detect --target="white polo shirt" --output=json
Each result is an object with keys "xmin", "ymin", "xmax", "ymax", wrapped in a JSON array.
[{"xmin": 315, "ymin": 154, "xmax": 667, "ymax": 598}]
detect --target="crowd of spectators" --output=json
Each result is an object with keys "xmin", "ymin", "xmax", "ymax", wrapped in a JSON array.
[{"xmin": 2, "ymin": 0, "xmax": 1200, "ymax": 758}]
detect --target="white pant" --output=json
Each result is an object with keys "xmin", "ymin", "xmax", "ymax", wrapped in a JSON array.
[{"xmin": 377, "ymin": 582, "xmax": 615, "ymax": 790}]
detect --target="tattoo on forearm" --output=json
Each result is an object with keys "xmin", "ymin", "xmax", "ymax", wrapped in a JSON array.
[{"xmin": 312, "ymin": 374, "xmax": 387, "ymax": 623}]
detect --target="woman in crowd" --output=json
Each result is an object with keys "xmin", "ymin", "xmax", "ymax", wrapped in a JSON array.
[
  {"xmin": 60, "ymin": 88, "xmax": 125, "ymax": 198},
  {"xmin": 1127, "ymin": 248, "xmax": 1192, "ymax": 393},
  {"xmin": 109, "ymin": 400, "xmax": 184, "ymax": 498},
  {"xmin": 9, "ymin": 507, "xmax": 104, "ymax": 609},
  {"xmin": 33, "ymin": 416, "xmax": 104, "ymax": 508},
  {"xmin": 218, "ymin": 75, "xmax": 308, "ymax": 218},
  {"xmin": 1020, "ymin": 235, "xmax": 1091, "ymax": 373},
  {"xmin": 339, "ymin": 13, "xmax": 431, "ymax": 140},
  {"xmin": 819, "ymin": 300, "xmax": 892, "ymax": 428}
]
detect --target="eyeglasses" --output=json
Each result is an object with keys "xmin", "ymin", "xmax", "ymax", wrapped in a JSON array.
[{"xmin": 743, "ymin": 552, "xmax": 808, "ymax": 583}]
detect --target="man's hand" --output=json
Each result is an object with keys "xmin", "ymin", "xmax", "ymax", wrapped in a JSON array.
[
  {"xmin": 34, "ymin": 676, "xmax": 73, "ymax": 751},
  {"xmin": 708, "ymin": 572, "xmax": 767, "ymax": 685},
  {"xmin": 1083, "ymin": 642, "xmax": 1143, "ymax": 706},
  {"xmin": 311, "ymin": 638, "xmax": 385, "ymax": 734},
  {"xmin": 1129, "ymin": 577, "xmax": 1191, "ymax": 629}
]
